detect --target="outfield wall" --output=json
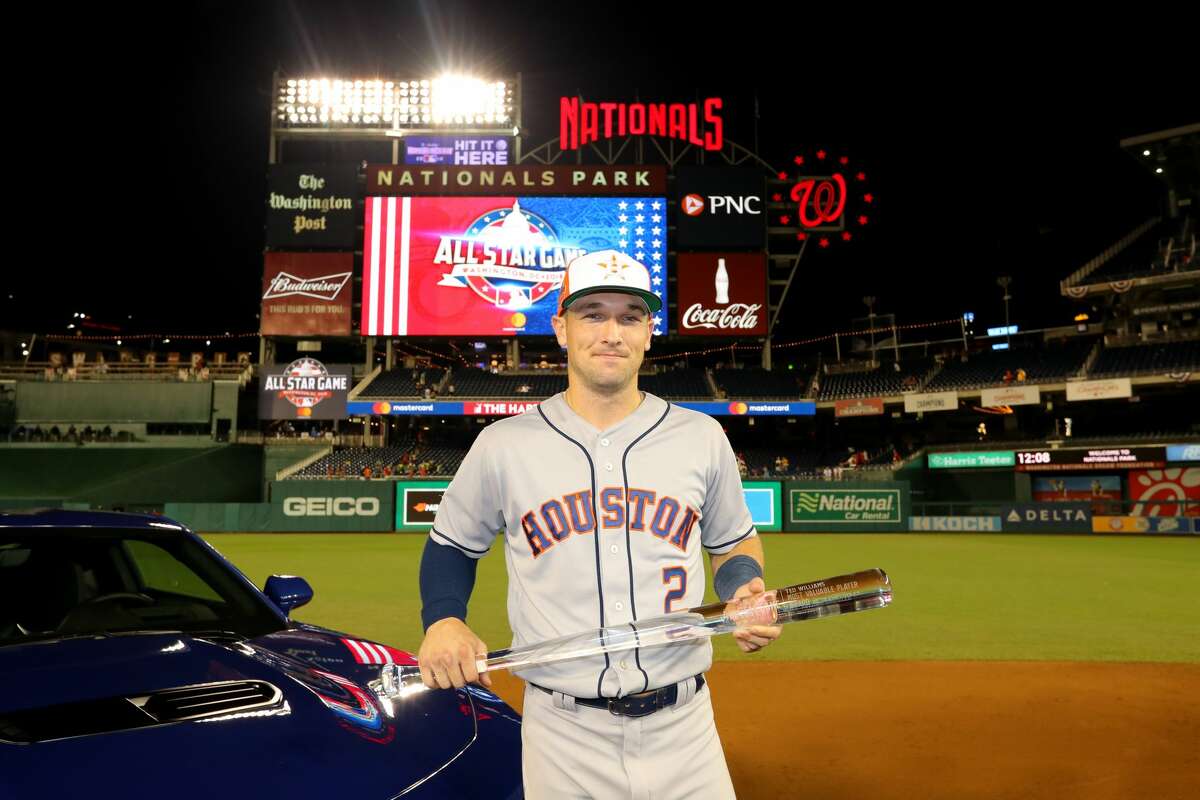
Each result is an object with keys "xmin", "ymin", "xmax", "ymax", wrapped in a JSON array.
[{"xmin": 0, "ymin": 445, "xmax": 263, "ymax": 505}]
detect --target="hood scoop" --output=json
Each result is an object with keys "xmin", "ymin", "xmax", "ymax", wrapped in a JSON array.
[{"xmin": 0, "ymin": 681, "xmax": 281, "ymax": 743}]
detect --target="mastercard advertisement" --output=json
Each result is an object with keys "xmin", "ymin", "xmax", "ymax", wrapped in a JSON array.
[{"xmin": 361, "ymin": 196, "xmax": 668, "ymax": 336}]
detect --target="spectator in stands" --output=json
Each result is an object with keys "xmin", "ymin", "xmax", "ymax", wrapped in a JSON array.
[
  {"xmin": 418, "ymin": 462, "xmax": 428, "ymax": 477},
  {"xmin": 362, "ymin": 465, "xmax": 373, "ymax": 480},
  {"xmin": 1016, "ymin": 367, "xmax": 1027, "ymax": 382},
  {"xmin": 326, "ymin": 464, "xmax": 335, "ymax": 478},
  {"xmin": 383, "ymin": 464, "xmax": 393, "ymax": 478},
  {"xmin": 1003, "ymin": 369, "xmax": 1013, "ymax": 384},
  {"xmin": 448, "ymin": 383, "xmax": 456, "ymax": 395}
]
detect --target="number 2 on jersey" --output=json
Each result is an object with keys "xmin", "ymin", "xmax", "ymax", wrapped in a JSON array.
[{"xmin": 662, "ymin": 566, "xmax": 686, "ymax": 613}]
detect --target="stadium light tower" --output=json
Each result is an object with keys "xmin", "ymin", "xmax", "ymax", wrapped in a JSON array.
[
  {"xmin": 997, "ymin": 276, "xmax": 1013, "ymax": 346},
  {"xmin": 862, "ymin": 295, "xmax": 877, "ymax": 352}
]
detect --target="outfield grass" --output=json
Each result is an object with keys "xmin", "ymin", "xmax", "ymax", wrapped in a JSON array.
[{"xmin": 206, "ymin": 532, "xmax": 1200, "ymax": 663}]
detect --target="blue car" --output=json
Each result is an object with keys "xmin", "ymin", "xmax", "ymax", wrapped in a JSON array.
[{"xmin": 0, "ymin": 510, "xmax": 523, "ymax": 799}]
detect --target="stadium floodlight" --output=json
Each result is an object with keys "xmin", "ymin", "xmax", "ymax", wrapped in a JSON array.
[
  {"xmin": 274, "ymin": 74, "xmax": 515, "ymax": 132},
  {"xmin": 1143, "ymin": 149, "xmax": 1151, "ymax": 156},
  {"xmin": 1155, "ymin": 168, "xmax": 1164, "ymax": 174}
]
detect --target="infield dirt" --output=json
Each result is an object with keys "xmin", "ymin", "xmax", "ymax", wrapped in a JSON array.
[{"xmin": 489, "ymin": 660, "xmax": 1200, "ymax": 800}]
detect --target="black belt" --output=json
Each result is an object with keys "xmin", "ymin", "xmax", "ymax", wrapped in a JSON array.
[{"xmin": 532, "ymin": 674, "xmax": 705, "ymax": 718}]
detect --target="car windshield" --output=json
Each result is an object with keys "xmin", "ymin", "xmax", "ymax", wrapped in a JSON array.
[{"xmin": 0, "ymin": 527, "xmax": 287, "ymax": 646}]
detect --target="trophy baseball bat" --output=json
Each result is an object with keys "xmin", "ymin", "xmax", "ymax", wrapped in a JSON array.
[{"xmin": 371, "ymin": 568, "xmax": 891, "ymax": 699}]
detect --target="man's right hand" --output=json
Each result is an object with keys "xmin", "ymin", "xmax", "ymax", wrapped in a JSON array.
[{"xmin": 417, "ymin": 617, "xmax": 492, "ymax": 690}]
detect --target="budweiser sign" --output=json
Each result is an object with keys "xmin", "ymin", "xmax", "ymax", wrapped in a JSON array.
[
  {"xmin": 261, "ymin": 253, "xmax": 353, "ymax": 337},
  {"xmin": 682, "ymin": 303, "xmax": 763, "ymax": 330},
  {"xmin": 676, "ymin": 253, "xmax": 768, "ymax": 337},
  {"xmin": 263, "ymin": 271, "xmax": 351, "ymax": 301}
]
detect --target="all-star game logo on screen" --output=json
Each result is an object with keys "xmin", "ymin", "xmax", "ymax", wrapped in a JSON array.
[
  {"xmin": 362, "ymin": 196, "xmax": 668, "ymax": 336},
  {"xmin": 259, "ymin": 358, "xmax": 350, "ymax": 419},
  {"xmin": 433, "ymin": 199, "xmax": 581, "ymax": 324}
]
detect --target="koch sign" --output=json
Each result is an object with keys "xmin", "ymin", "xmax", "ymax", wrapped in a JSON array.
[
  {"xmin": 674, "ymin": 167, "xmax": 766, "ymax": 248},
  {"xmin": 405, "ymin": 136, "xmax": 510, "ymax": 165},
  {"xmin": 909, "ymin": 516, "xmax": 1002, "ymax": 532}
]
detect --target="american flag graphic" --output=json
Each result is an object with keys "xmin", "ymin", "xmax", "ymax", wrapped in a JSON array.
[
  {"xmin": 363, "ymin": 196, "xmax": 412, "ymax": 337},
  {"xmin": 340, "ymin": 637, "xmax": 417, "ymax": 666}
]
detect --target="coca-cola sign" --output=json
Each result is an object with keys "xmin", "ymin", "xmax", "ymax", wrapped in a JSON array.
[
  {"xmin": 261, "ymin": 253, "xmax": 353, "ymax": 337},
  {"xmin": 675, "ymin": 253, "xmax": 768, "ymax": 337},
  {"xmin": 681, "ymin": 303, "xmax": 763, "ymax": 330}
]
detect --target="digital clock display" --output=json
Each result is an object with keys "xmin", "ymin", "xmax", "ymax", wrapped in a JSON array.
[{"xmin": 1014, "ymin": 447, "xmax": 1166, "ymax": 471}]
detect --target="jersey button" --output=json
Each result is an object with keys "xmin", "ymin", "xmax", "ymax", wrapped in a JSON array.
[
  {"xmin": 615, "ymin": 601, "xmax": 624, "ymax": 611},
  {"xmin": 605, "ymin": 463, "xmax": 614, "ymax": 471},
  {"xmin": 619, "ymin": 660, "xmax": 629, "ymax": 670},
  {"xmin": 609, "ymin": 544, "xmax": 618, "ymax": 554},
  {"xmin": 601, "ymin": 438, "xmax": 610, "ymax": 446}
]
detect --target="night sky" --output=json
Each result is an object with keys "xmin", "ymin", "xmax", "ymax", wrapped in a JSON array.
[{"xmin": 12, "ymin": 2, "xmax": 1193, "ymax": 349}]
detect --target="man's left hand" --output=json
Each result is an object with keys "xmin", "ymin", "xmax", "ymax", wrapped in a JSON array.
[{"xmin": 729, "ymin": 577, "xmax": 783, "ymax": 653}]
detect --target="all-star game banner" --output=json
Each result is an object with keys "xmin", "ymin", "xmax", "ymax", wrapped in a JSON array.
[
  {"xmin": 361, "ymin": 196, "xmax": 668, "ymax": 336},
  {"xmin": 258, "ymin": 358, "xmax": 352, "ymax": 419}
]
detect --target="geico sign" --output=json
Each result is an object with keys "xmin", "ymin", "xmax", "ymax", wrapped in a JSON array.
[
  {"xmin": 680, "ymin": 194, "xmax": 761, "ymax": 217},
  {"xmin": 282, "ymin": 497, "xmax": 381, "ymax": 517}
]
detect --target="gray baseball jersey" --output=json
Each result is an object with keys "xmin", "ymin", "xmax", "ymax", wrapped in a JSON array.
[{"xmin": 429, "ymin": 390, "xmax": 757, "ymax": 698}]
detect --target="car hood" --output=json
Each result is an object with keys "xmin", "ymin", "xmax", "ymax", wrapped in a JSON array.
[{"xmin": 0, "ymin": 630, "xmax": 520, "ymax": 799}]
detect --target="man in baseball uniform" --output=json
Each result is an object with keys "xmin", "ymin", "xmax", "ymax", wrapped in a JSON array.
[{"xmin": 417, "ymin": 249, "xmax": 782, "ymax": 799}]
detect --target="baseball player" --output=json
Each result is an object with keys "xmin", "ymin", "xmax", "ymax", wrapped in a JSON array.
[{"xmin": 417, "ymin": 249, "xmax": 781, "ymax": 799}]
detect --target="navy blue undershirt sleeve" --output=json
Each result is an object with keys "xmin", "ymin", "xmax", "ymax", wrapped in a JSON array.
[{"xmin": 419, "ymin": 537, "xmax": 480, "ymax": 631}]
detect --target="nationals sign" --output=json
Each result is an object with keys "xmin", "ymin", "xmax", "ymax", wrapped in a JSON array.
[
  {"xmin": 675, "ymin": 253, "xmax": 766, "ymax": 337},
  {"xmin": 261, "ymin": 253, "xmax": 353, "ymax": 336},
  {"xmin": 362, "ymin": 196, "xmax": 668, "ymax": 336}
]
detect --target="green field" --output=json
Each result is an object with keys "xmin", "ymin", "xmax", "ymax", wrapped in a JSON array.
[{"xmin": 206, "ymin": 532, "xmax": 1200, "ymax": 663}]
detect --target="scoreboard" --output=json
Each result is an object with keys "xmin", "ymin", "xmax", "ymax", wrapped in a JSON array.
[{"xmin": 1014, "ymin": 447, "xmax": 1166, "ymax": 472}]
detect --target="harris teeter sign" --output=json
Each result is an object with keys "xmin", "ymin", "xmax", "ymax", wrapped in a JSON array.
[{"xmin": 928, "ymin": 451, "xmax": 1016, "ymax": 469}]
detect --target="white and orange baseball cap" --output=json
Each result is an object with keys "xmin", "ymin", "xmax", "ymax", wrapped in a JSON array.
[{"xmin": 557, "ymin": 249, "xmax": 662, "ymax": 316}]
